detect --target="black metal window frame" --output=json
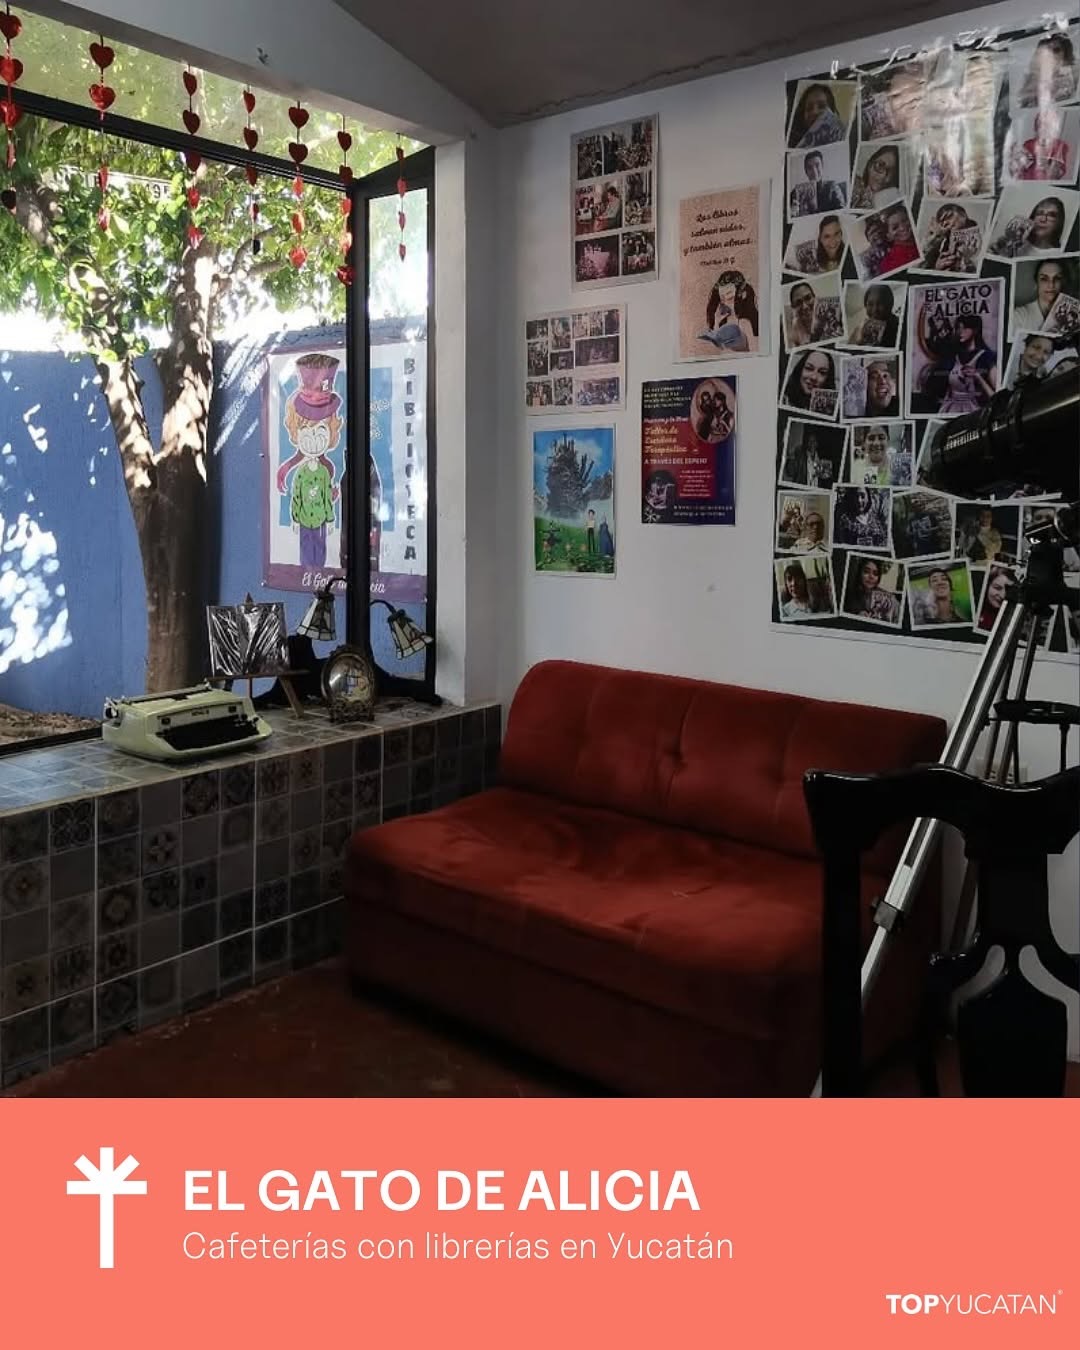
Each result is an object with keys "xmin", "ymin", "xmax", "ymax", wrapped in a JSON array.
[{"xmin": 0, "ymin": 87, "xmax": 436, "ymax": 755}]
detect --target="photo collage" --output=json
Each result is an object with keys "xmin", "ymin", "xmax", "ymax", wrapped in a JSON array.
[
  {"xmin": 774, "ymin": 23, "xmax": 1080, "ymax": 652},
  {"xmin": 572, "ymin": 115, "xmax": 658, "ymax": 288},
  {"xmin": 525, "ymin": 305, "xmax": 626, "ymax": 412}
]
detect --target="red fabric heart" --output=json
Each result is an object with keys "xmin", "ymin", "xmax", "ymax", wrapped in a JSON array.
[
  {"xmin": 187, "ymin": 223, "xmax": 204, "ymax": 247},
  {"xmin": 1, "ymin": 99, "xmax": 21, "ymax": 129},
  {"xmin": 1, "ymin": 187, "xmax": 16, "ymax": 213},
  {"xmin": 338, "ymin": 164, "xmax": 354, "ymax": 184},
  {"xmin": 97, "ymin": 206, "xmax": 111, "ymax": 232},
  {"xmin": 184, "ymin": 149, "xmax": 202, "ymax": 172},
  {"xmin": 396, "ymin": 176, "xmax": 407, "ymax": 197},
  {"xmin": 292, "ymin": 176, "xmax": 305, "ymax": 197},
  {"xmin": 398, "ymin": 211, "xmax": 406, "ymax": 231},
  {"xmin": 337, "ymin": 129, "xmax": 352, "ymax": 152},
  {"xmin": 289, "ymin": 245, "xmax": 307, "ymax": 269},
  {"xmin": 182, "ymin": 109, "xmax": 200, "ymax": 135},
  {"xmin": 242, "ymin": 126, "xmax": 258, "ymax": 150},
  {"xmin": 399, "ymin": 243, "xmax": 407, "ymax": 260},
  {"xmin": 339, "ymin": 229, "xmax": 353, "ymax": 253},
  {"xmin": 340, "ymin": 198, "xmax": 351, "ymax": 217},
  {"xmin": 288, "ymin": 104, "xmax": 309, "ymax": 129},
  {"xmin": 183, "ymin": 70, "xmax": 198, "ymax": 96},
  {"xmin": 89, "ymin": 83, "xmax": 116, "ymax": 112},
  {"xmin": 0, "ymin": 56, "xmax": 23, "ymax": 86},
  {"xmin": 336, "ymin": 264, "xmax": 355, "ymax": 286},
  {"xmin": 287, "ymin": 142, "xmax": 308, "ymax": 164},
  {"xmin": 291, "ymin": 210, "xmax": 304, "ymax": 234},
  {"xmin": 245, "ymin": 164, "xmax": 258, "ymax": 186},
  {"xmin": 0, "ymin": 14, "xmax": 22, "ymax": 41},
  {"xmin": 242, "ymin": 90, "xmax": 256, "ymax": 114},
  {"xmin": 187, "ymin": 186, "xmax": 200, "ymax": 209},
  {"xmin": 89, "ymin": 42, "xmax": 115, "ymax": 70},
  {"xmin": 97, "ymin": 164, "xmax": 109, "ymax": 192}
]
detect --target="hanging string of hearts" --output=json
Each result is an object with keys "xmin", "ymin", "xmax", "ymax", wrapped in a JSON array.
[
  {"xmin": 287, "ymin": 99, "xmax": 309, "ymax": 268},
  {"xmin": 396, "ymin": 137, "xmax": 407, "ymax": 261},
  {"xmin": 1, "ymin": 2, "xmax": 23, "ymax": 200},
  {"xmin": 88, "ymin": 35, "xmax": 115, "ymax": 232},
  {"xmin": 240, "ymin": 86, "xmax": 260, "ymax": 257},
  {"xmin": 181, "ymin": 65, "xmax": 203, "ymax": 247},
  {"xmin": 336, "ymin": 117, "xmax": 354, "ymax": 286}
]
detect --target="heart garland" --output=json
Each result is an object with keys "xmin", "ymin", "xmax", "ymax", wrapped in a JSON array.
[
  {"xmin": 88, "ymin": 34, "xmax": 115, "ymax": 232},
  {"xmin": 337, "ymin": 116, "xmax": 353, "ymax": 286},
  {"xmin": 2, "ymin": 2, "xmax": 23, "ymax": 176},
  {"xmin": 286, "ymin": 101, "xmax": 308, "ymax": 267},
  {"xmin": 240, "ymin": 87, "xmax": 261, "ymax": 257},
  {"xmin": 396, "ymin": 140, "xmax": 408, "ymax": 261},
  {"xmin": 181, "ymin": 65, "xmax": 203, "ymax": 248}
]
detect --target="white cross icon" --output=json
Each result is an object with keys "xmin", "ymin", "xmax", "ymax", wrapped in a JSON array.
[{"xmin": 67, "ymin": 1148, "xmax": 148, "ymax": 1269}]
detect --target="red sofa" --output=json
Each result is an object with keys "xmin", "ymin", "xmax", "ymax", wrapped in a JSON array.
[{"xmin": 344, "ymin": 660, "xmax": 946, "ymax": 1095}]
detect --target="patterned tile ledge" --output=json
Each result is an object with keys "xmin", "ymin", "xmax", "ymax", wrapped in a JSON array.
[{"xmin": 0, "ymin": 700, "xmax": 501, "ymax": 818}]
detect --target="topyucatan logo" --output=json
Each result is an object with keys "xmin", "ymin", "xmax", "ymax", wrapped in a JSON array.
[
  {"xmin": 66, "ymin": 1148, "xmax": 148, "ymax": 1269},
  {"xmin": 885, "ymin": 1293, "xmax": 1060, "ymax": 1316}
]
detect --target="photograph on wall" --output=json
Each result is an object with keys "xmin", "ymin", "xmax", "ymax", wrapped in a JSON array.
[
  {"xmin": 779, "ymin": 420, "xmax": 847, "ymax": 489},
  {"xmin": 786, "ymin": 143, "xmax": 849, "ymax": 219},
  {"xmin": 775, "ymin": 489, "xmax": 831, "ymax": 553},
  {"xmin": 851, "ymin": 140, "xmax": 917, "ymax": 211},
  {"xmin": 985, "ymin": 184, "xmax": 1079, "ymax": 261},
  {"xmin": 1009, "ymin": 255, "xmax": 1080, "ymax": 336},
  {"xmin": 975, "ymin": 563, "xmax": 1017, "ymax": 633},
  {"xmin": 954, "ymin": 501, "xmax": 1021, "ymax": 565},
  {"xmin": 641, "ymin": 377, "xmax": 737, "ymax": 525},
  {"xmin": 677, "ymin": 183, "xmax": 768, "ymax": 359},
  {"xmin": 533, "ymin": 426, "xmax": 615, "ymax": 575},
  {"xmin": 775, "ymin": 555, "xmax": 837, "ymax": 621},
  {"xmin": 849, "ymin": 422, "xmax": 914, "ymax": 486},
  {"xmin": 1008, "ymin": 24, "xmax": 1080, "ymax": 114},
  {"xmin": 831, "ymin": 485, "xmax": 892, "ymax": 551},
  {"xmin": 840, "ymin": 553, "xmax": 906, "ymax": 628},
  {"xmin": 841, "ymin": 280, "xmax": 906, "ymax": 348},
  {"xmin": 524, "ymin": 306, "xmax": 625, "ymax": 413},
  {"xmin": 840, "ymin": 352, "xmax": 903, "ymax": 419},
  {"xmin": 907, "ymin": 559, "xmax": 975, "ymax": 630},
  {"xmin": 914, "ymin": 198, "xmax": 993, "ymax": 276},
  {"xmin": 783, "ymin": 274, "xmax": 842, "ymax": 350},
  {"xmin": 779, "ymin": 347, "xmax": 839, "ymax": 420},
  {"xmin": 263, "ymin": 345, "xmax": 347, "ymax": 592},
  {"xmin": 891, "ymin": 489, "xmax": 954, "ymax": 561},
  {"xmin": 859, "ymin": 60, "xmax": 926, "ymax": 142},
  {"xmin": 1003, "ymin": 329, "xmax": 1079, "ymax": 388},
  {"xmin": 849, "ymin": 199, "xmax": 922, "ymax": 281},
  {"xmin": 907, "ymin": 277, "xmax": 1004, "ymax": 418},
  {"xmin": 783, "ymin": 212, "xmax": 848, "ymax": 277},
  {"xmin": 787, "ymin": 79, "xmax": 858, "ymax": 148},
  {"xmin": 1003, "ymin": 106, "xmax": 1080, "ymax": 185},
  {"xmin": 572, "ymin": 115, "xmax": 658, "ymax": 289},
  {"xmin": 924, "ymin": 114, "xmax": 996, "ymax": 199}
]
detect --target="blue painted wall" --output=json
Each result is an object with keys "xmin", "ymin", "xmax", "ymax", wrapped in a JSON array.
[{"xmin": 0, "ymin": 324, "xmax": 426, "ymax": 720}]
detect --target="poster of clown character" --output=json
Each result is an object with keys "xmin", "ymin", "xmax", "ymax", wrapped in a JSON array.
[{"xmin": 264, "ymin": 346, "xmax": 347, "ymax": 592}]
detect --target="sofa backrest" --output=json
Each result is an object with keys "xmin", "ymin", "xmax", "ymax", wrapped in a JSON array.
[{"xmin": 499, "ymin": 660, "xmax": 947, "ymax": 865}]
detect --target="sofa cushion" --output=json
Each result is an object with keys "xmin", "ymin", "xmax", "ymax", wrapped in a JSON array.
[
  {"xmin": 346, "ymin": 786, "xmax": 885, "ymax": 1048},
  {"xmin": 498, "ymin": 660, "xmax": 946, "ymax": 867}
]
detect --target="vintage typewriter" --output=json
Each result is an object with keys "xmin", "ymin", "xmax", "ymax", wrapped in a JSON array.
[{"xmin": 102, "ymin": 684, "xmax": 273, "ymax": 762}]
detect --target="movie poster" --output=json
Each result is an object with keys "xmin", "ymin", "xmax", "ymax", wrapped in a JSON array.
[
  {"xmin": 524, "ymin": 305, "xmax": 625, "ymax": 413},
  {"xmin": 907, "ymin": 278, "xmax": 1004, "ymax": 418},
  {"xmin": 571, "ymin": 115, "xmax": 658, "ymax": 290},
  {"xmin": 533, "ymin": 427, "xmax": 616, "ymax": 576},
  {"xmin": 677, "ymin": 184, "xmax": 769, "ymax": 360},
  {"xmin": 641, "ymin": 377, "xmax": 737, "ymax": 525}
]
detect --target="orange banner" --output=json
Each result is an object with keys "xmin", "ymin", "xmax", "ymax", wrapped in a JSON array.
[{"xmin": 0, "ymin": 1098, "xmax": 1075, "ymax": 1347}]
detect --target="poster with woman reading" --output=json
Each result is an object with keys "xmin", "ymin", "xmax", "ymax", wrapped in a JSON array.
[{"xmin": 678, "ymin": 185, "xmax": 769, "ymax": 360}]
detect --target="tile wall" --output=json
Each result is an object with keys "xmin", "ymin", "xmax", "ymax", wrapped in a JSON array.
[{"xmin": 0, "ymin": 704, "xmax": 501, "ymax": 1087}]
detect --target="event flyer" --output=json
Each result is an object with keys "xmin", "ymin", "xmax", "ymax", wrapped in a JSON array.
[
  {"xmin": 677, "ymin": 184, "xmax": 768, "ymax": 359},
  {"xmin": 641, "ymin": 377, "xmax": 736, "ymax": 524}
]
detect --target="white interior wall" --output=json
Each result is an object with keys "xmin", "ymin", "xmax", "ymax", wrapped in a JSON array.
[{"xmin": 493, "ymin": 2, "xmax": 1080, "ymax": 1053}]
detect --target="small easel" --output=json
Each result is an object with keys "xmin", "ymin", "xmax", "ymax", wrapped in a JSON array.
[{"xmin": 206, "ymin": 671, "xmax": 308, "ymax": 717}]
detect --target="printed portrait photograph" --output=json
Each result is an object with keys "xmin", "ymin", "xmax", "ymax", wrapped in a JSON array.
[
  {"xmin": 954, "ymin": 501, "xmax": 1021, "ymax": 565},
  {"xmin": 907, "ymin": 560, "xmax": 974, "ymax": 630},
  {"xmin": 975, "ymin": 563, "xmax": 1017, "ymax": 633},
  {"xmin": 849, "ymin": 199, "xmax": 922, "ymax": 281},
  {"xmin": 624, "ymin": 171, "xmax": 653, "ymax": 227},
  {"xmin": 841, "ymin": 353, "xmax": 902, "ymax": 420},
  {"xmin": 849, "ymin": 422, "xmax": 914, "ymax": 487},
  {"xmin": 604, "ymin": 308, "xmax": 621, "ymax": 334},
  {"xmin": 907, "ymin": 278, "xmax": 1003, "ymax": 419},
  {"xmin": 574, "ymin": 181, "xmax": 624, "ymax": 235},
  {"xmin": 780, "ymin": 348, "xmax": 839, "ymax": 420},
  {"xmin": 690, "ymin": 377, "xmax": 737, "ymax": 443},
  {"xmin": 859, "ymin": 61, "xmax": 926, "ymax": 142},
  {"xmin": 831, "ymin": 485, "xmax": 892, "ymax": 550},
  {"xmin": 851, "ymin": 140, "xmax": 917, "ymax": 212},
  {"xmin": 841, "ymin": 553, "xmax": 906, "ymax": 628},
  {"xmin": 1004, "ymin": 329, "xmax": 1079, "ymax": 388},
  {"xmin": 779, "ymin": 420, "xmax": 848, "ymax": 489},
  {"xmin": 1009, "ymin": 255, "xmax": 1080, "ymax": 337},
  {"xmin": 924, "ymin": 116, "xmax": 996, "ymax": 199},
  {"xmin": 575, "ymin": 235, "xmax": 621, "ymax": 284},
  {"xmin": 527, "ymin": 339, "xmax": 549, "ymax": 376},
  {"xmin": 786, "ymin": 143, "xmax": 850, "ymax": 220},
  {"xmin": 1009, "ymin": 27, "xmax": 1080, "ymax": 115},
  {"xmin": 575, "ymin": 335, "xmax": 620, "ymax": 367},
  {"xmin": 787, "ymin": 79, "xmax": 858, "ymax": 149},
  {"xmin": 621, "ymin": 229, "xmax": 656, "ymax": 277},
  {"xmin": 1004, "ymin": 106, "xmax": 1080, "ymax": 187},
  {"xmin": 526, "ymin": 379, "xmax": 552, "ymax": 408},
  {"xmin": 574, "ymin": 134, "xmax": 604, "ymax": 182},
  {"xmin": 553, "ymin": 376, "xmax": 574, "ymax": 407},
  {"xmin": 550, "ymin": 315, "xmax": 572, "ymax": 349},
  {"xmin": 891, "ymin": 488, "xmax": 954, "ymax": 560},
  {"xmin": 783, "ymin": 212, "xmax": 848, "ymax": 276},
  {"xmin": 775, "ymin": 555, "xmax": 837, "ymax": 621},
  {"xmin": 783, "ymin": 274, "xmax": 842, "ymax": 350},
  {"xmin": 914, "ymin": 198, "xmax": 992, "ymax": 276},
  {"xmin": 986, "ymin": 185, "xmax": 1080, "ymax": 260},
  {"xmin": 775, "ymin": 489, "xmax": 832, "ymax": 554},
  {"xmin": 603, "ymin": 118, "xmax": 654, "ymax": 173},
  {"xmin": 576, "ymin": 376, "xmax": 621, "ymax": 408},
  {"xmin": 551, "ymin": 350, "xmax": 575, "ymax": 371},
  {"xmin": 841, "ymin": 281, "xmax": 907, "ymax": 348}
]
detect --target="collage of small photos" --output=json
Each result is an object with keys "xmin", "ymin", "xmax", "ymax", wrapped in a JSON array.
[
  {"xmin": 773, "ymin": 21, "xmax": 1080, "ymax": 656},
  {"xmin": 571, "ymin": 115, "xmax": 658, "ymax": 288},
  {"xmin": 525, "ymin": 305, "xmax": 626, "ymax": 412}
]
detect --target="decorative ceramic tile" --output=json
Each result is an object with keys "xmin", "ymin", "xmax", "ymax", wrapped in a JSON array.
[
  {"xmin": 182, "ymin": 860, "xmax": 218, "ymax": 909},
  {"xmin": 182, "ymin": 772, "xmax": 220, "ymax": 818},
  {"xmin": 98, "ymin": 882, "xmax": 140, "ymax": 934},
  {"xmin": 321, "ymin": 863, "xmax": 345, "ymax": 905},
  {"xmin": 358, "ymin": 732, "xmax": 387, "ymax": 773},
  {"xmin": 410, "ymin": 760, "xmax": 435, "ymax": 797},
  {"xmin": 218, "ymin": 848, "xmax": 253, "ymax": 897},
  {"xmin": 255, "ymin": 879, "xmax": 289, "ymax": 926},
  {"xmin": 97, "ymin": 836, "xmax": 139, "ymax": 887},
  {"xmin": 181, "ymin": 946, "xmax": 218, "ymax": 1006},
  {"xmin": 257, "ymin": 757, "xmax": 291, "ymax": 799},
  {"xmin": 461, "ymin": 709, "xmax": 485, "ymax": 747},
  {"xmin": 0, "ymin": 1006, "xmax": 49, "ymax": 1067},
  {"xmin": 357, "ymin": 772, "xmax": 382, "ymax": 812},
  {"xmin": 97, "ymin": 789, "xmax": 140, "ymax": 839},
  {"xmin": 139, "ymin": 914, "xmax": 180, "ymax": 967},
  {"xmin": 257, "ymin": 797, "xmax": 290, "ymax": 842},
  {"xmin": 219, "ymin": 891, "xmax": 253, "ymax": 937},
  {"xmin": 139, "ymin": 960, "xmax": 178, "ymax": 1011},
  {"xmin": 289, "ymin": 869, "xmax": 320, "ymax": 914},
  {"xmin": 0, "ymin": 811, "xmax": 49, "ymax": 865},
  {"xmin": 436, "ymin": 715, "xmax": 462, "ymax": 753},
  {"xmin": 50, "ymin": 895, "xmax": 94, "ymax": 950},
  {"xmin": 324, "ymin": 780, "xmax": 352, "ymax": 823},
  {"xmin": 141, "ymin": 869, "xmax": 180, "ymax": 917},
  {"xmin": 140, "ymin": 780, "xmax": 182, "ymax": 828},
  {"xmin": 289, "ymin": 909, "xmax": 321, "ymax": 964},
  {"xmin": 321, "ymin": 820, "xmax": 351, "ymax": 865},
  {"xmin": 323, "ymin": 741, "xmax": 354, "ymax": 783},
  {"xmin": 255, "ymin": 839, "xmax": 290, "ymax": 883},
  {"xmin": 410, "ymin": 724, "xmax": 436, "ymax": 761},
  {"xmin": 220, "ymin": 806, "xmax": 254, "ymax": 850},
  {"xmin": 142, "ymin": 826, "xmax": 180, "ymax": 875},
  {"xmin": 221, "ymin": 764, "xmax": 255, "ymax": 808},
  {"xmin": 218, "ymin": 934, "xmax": 252, "ymax": 984},
  {"xmin": 291, "ymin": 788, "xmax": 322, "ymax": 832},
  {"xmin": 98, "ymin": 930, "xmax": 138, "ymax": 981},
  {"xmin": 50, "ymin": 846, "xmax": 96, "ymax": 901},
  {"xmin": 255, "ymin": 921, "xmax": 288, "ymax": 967},
  {"xmin": 49, "ymin": 800, "xmax": 95, "ymax": 853},
  {"xmin": 181, "ymin": 902, "xmax": 218, "ymax": 952},
  {"xmin": 2, "ymin": 909, "xmax": 49, "ymax": 965},
  {"xmin": 182, "ymin": 815, "xmax": 220, "ymax": 865},
  {"xmin": 51, "ymin": 943, "xmax": 94, "ymax": 998},
  {"xmin": 97, "ymin": 975, "xmax": 138, "ymax": 1029},
  {"xmin": 352, "ymin": 809, "xmax": 381, "ymax": 831},
  {"xmin": 290, "ymin": 829, "xmax": 321, "ymax": 876},
  {"xmin": 50, "ymin": 991, "xmax": 95, "ymax": 1050},
  {"xmin": 291, "ymin": 749, "xmax": 322, "ymax": 791},
  {"xmin": 437, "ymin": 751, "xmax": 460, "ymax": 787},
  {"xmin": 2, "ymin": 955, "xmax": 50, "ymax": 1016},
  {"xmin": 0, "ymin": 860, "xmax": 49, "ymax": 917}
]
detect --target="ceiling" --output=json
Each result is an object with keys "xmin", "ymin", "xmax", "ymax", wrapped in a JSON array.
[{"xmin": 333, "ymin": 0, "xmax": 978, "ymax": 126}]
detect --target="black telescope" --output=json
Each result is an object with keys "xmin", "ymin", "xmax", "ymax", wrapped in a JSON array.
[{"xmin": 925, "ymin": 364, "xmax": 1079, "ymax": 501}]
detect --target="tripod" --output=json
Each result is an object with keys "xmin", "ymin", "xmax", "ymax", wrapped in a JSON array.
[{"xmin": 807, "ymin": 505, "xmax": 1080, "ymax": 1096}]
